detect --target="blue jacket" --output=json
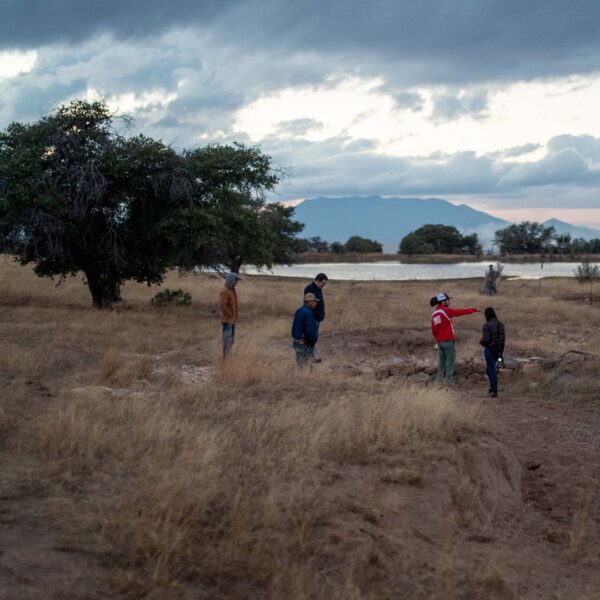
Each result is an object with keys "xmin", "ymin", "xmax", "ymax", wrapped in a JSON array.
[
  {"xmin": 303, "ymin": 282, "xmax": 325, "ymax": 321},
  {"xmin": 292, "ymin": 305, "xmax": 319, "ymax": 347}
]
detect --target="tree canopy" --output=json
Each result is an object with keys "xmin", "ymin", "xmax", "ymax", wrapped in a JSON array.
[
  {"xmin": 0, "ymin": 101, "xmax": 302, "ymax": 307},
  {"xmin": 293, "ymin": 236, "xmax": 330, "ymax": 254},
  {"xmin": 398, "ymin": 224, "xmax": 481, "ymax": 255},
  {"xmin": 544, "ymin": 233, "xmax": 600, "ymax": 255},
  {"xmin": 493, "ymin": 222, "xmax": 555, "ymax": 255},
  {"xmin": 344, "ymin": 235, "xmax": 383, "ymax": 253},
  {"xmin": 292, "ymin": 235, "xmax": 383, "ymax": 254},
  {"xmin": 182, "ymin": 143, "xmax": 301, "ymax": 273}
]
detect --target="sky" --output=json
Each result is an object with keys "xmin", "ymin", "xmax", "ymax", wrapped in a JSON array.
[{"xmin": 2, "ymin": 0, "xmax": 600, "ymax": 227}]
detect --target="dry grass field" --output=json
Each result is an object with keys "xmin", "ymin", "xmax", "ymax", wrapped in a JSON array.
[{"xmin": 1, "ymin": 257, "xmax": 599, "ymax": 599}]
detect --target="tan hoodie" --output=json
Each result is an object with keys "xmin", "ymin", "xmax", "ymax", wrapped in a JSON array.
[{"xmin": 219, "ymin": 286, "xmax": 238, "ymax": 323}]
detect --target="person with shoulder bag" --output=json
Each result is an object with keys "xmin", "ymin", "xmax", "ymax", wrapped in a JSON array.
[{"xmin": 479, "ymin": 307, "xmax": 506, "ymax": 398}]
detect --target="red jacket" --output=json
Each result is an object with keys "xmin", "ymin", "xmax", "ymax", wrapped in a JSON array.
[{"xmin": 431, "ymin": 306, "xmax": 477, "ymax": 342}]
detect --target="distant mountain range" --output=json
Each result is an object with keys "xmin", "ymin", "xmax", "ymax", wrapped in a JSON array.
[
  {"xmin": 292, "ymin": 196, "xmax": 600, "ymax": 252},
  {"xmin": 541, "ymin": 219, "xmax": 600, "ymax": 241}
]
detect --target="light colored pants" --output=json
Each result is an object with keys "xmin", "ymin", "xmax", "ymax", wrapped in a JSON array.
[{"xmin": 437, "ymin": 341, "xmax": 456, "ymax": 384}]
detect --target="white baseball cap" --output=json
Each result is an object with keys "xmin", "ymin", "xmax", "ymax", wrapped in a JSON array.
[{"xmin": 436, "ymin": 292, "xmax": 452, "ymax": 302}]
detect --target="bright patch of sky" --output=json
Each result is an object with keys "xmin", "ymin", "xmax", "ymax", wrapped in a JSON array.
[
  {"xmin": 234, "ymin": 75, "xmax": 600, "ymax": 161},
  {"xmin": 0, "ymin": 50, "xmax": 37, "ymax": 80},
  {"xmin": 486, "ymin": 207, "xmax": 600, "ymax": 230},
  {"xmin": 85, "ymin": 88, "xmax": 178, "ymax": 113}
]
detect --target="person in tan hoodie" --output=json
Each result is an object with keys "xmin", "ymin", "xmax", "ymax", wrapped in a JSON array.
[{"xmin": 220, "ymin": 272, "xmax": 241, "ymax": 358}]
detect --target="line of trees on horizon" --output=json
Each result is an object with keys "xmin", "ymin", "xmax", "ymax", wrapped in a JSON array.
[
  {"xmin": 295, "ymin": 222, "xmax": 600, "ymax": 257},
  {"xmin": 294, "ymin": 235, "xmax": 383, "ymax": 254},
  {"xmin": 492, "ymin": 221, "xmax": 600, "ymax": 255}
]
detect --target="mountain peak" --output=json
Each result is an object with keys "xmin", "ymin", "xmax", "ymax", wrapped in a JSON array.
[
  {"xmin": 293, "ymin": 195, "xmax": 509, "ymax": 251},
  {"xmin": 542, "ymin": 218, "xmax": 600, "ymax": 240}
]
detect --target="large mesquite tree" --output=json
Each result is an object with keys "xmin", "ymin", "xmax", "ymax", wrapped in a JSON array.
[
  {"xmin": 0, "ymin": 101, "xmax": 303, "ymax": 305},
  {"xmin": 0, "ymin": 101, "xmax": 207, "ymax": 307}
]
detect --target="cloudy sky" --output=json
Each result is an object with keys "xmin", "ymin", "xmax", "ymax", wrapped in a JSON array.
[{"xmin": 2, "ymin": 0, "xmax": 600, "ymax": 226}]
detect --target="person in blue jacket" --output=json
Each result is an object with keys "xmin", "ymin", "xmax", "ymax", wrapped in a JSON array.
[
  {"xmin": 291, "ymin": 293, "xmax": 320, "ymax": 366},
  {"xmin": 303, "ymin": 273, "xmax": 327, "ymax": 360}
]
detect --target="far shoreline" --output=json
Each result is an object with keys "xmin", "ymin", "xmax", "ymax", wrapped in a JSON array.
[{"xmin": 293, "ymin": 252, "xmax": 600, "ymax": 264}]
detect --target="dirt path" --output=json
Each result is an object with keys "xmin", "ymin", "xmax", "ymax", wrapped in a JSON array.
[{"xmin": 462, "ymin": 389, "xmax": 600, "ymax": 599}]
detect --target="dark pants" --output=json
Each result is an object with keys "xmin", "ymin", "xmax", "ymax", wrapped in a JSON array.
[
  {"xmin": 222, "ymin": 322, "xmax": 235, "ymax": 358},
  {"xmin": 293, "ymin": 340, "xmax": 314, "ymax": 367},
  {"xmin": 484, "ymin": 347, "xmax": 498, "ymax": 394}
]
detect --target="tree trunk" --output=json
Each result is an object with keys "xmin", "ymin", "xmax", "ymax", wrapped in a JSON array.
[
  {"xmin": 85, "ymin": 270, "xmax": 121, "ymax": 308},
  {"xmin": 110, "ymin": 283, "xmax": 122, "ymax": 303},
  {"xmin": 228, "ymin": 257, "xmax": 243, "ymax": 274}
]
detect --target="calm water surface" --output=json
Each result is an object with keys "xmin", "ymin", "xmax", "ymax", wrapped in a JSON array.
[{"xmin": 245, "ymin": 261, "xmax": 583, "ymax": 281}]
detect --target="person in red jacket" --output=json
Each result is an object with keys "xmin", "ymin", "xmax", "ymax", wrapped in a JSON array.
[{"xmin": 430, "ymin": 292, "xmax": 480, "ymax": 385}]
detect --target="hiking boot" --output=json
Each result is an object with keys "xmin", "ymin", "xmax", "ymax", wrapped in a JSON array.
[{"xmin": 489, "ymin": 392, "xmax": 498, "ymax": 398}]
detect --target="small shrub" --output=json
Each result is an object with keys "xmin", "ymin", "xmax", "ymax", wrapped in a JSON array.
[
  {"xmin": 151, "ymin": 288, "xmax": 192, "ymax": 306},
  {"xmin": 574, "ymin": 261, "xmax": 600, "ymax": 282},
  {"xmin": 574, "ymin": 261, "xmax": 600, "ymax": 301}
]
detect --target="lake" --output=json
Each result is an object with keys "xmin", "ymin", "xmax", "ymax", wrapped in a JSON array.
[{"xmin": 244, "ymin": 261, "xmax": 585, "ymax": 281}]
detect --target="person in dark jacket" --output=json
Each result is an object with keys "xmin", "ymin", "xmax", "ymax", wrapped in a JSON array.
[
  {"xmin": 303, "ymin": 273, "xmax": 327, "ymax": 361},
  {"xmin": 291, "ymin": 293, "xmax": 320, "ymax": 366},
  {"xmin": 303, "ymin": 273, "xmax": 327, "ymax": 327},
  {"xmin": 479, "ymin": 307, "xmax": 506, "ymax": 398}
]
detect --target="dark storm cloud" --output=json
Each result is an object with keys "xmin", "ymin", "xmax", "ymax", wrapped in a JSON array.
[
  {"xmin": 217, "ymin": 0, "xmax": 600, "ymax": 85},
  {"xmin": 0, "ymin": 0, "xmax": 232, "ymax": 48},
  {"xmin": 4, "ymin": 1, "xmax": 600, "ymax": 85}
]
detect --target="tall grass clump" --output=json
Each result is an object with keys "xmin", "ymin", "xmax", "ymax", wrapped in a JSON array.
[
  {"xmin": 518, "ymin": 359, "xmax": 600, "ymax": 405},
  {"xmin": 101, "ymin": 352, "xmax": 156, "ymax": 386},
  {"xmin": 313, "ymin": 386, "xmax": 478, "ymax": 461},
  {"xmin": 35, "ymin": 391, "xmax": 207, "ymax": 468}
]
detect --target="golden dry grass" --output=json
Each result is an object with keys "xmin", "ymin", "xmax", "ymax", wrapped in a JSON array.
[{"xmin": 1, "ymin": 257, "xmax": 599, "ymax": 598}]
